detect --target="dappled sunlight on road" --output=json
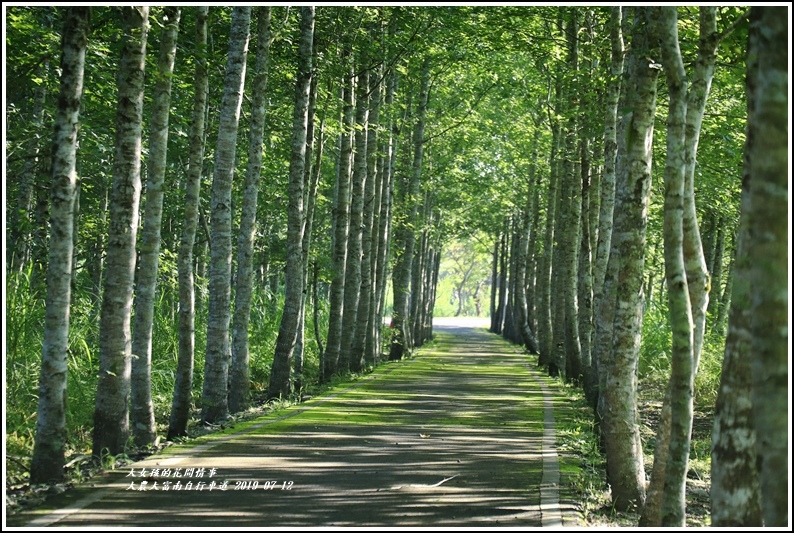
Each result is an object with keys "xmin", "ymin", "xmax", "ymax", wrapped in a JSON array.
[{"xmin": 19, "ymin": 324, "xmax": 568, "ymax": 527}]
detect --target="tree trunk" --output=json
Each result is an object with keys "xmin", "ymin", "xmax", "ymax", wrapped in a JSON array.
[
  {"xmin": 353, "ymin": 62, "xmax": 380, "ymax": 369},
  {"xmin": 423, "ymin": 246, "xmax": 440, "ymax": 340},
  {"xmin": 746, "ymin": 7, "xmax": 788, "ymax": 525},
  {"xmin": 268, "ymin": 6, "xmax": 314, "ymax": 399},
  {"xmin": 168, "ymin": 6, "xmax": 209, "ymax": 440},
  {"xmin": 363, "ymin": 70, "xmax": 385, "ymax": 368},
  {"xmin": 340, "ymin": 63, "xmax": 369, "ymax": 374},
  {"xmin": 311, "ymin": 260, "xmax": 325, "ymax": 363},
  {"xmin": 389, "ymin": 59, "xmax": 430, "ymax": 361},
  {"xmin": 421, "ymin": 228, "xmax": 437, "ymax": 343},
  {"xmin": 652, "ymin": 9, "xmax": 695, "ymax": 525},
  {"xmin": 503, "ymin": 220, "xmax": 518, "ymax": 344},
  {"xmin": 578, "ymin": 134, "xmax": 596, "ymax": 399},
  {"xmin": 681, "ymin": 9, "xmax": 717, "ymax": 381},
  {"xmin": 130, "ymin": 6, "xmax": 180, "ymax": 447},
  {"xmin": 412, "ymin": 197, "xmax": 432, "ymax": 347},
  {"xmin": 70, "ymin": 178, "xmax": 80, "ymax": 289},
  {"xmin": 30, "ymin": 7, "xmax": 89, "ymax": 484},
  {"xmin": 710, "ymin": 99, "xmax": 761, "ymax": 525},
  {"xmin": 456, "ymin": 261, "xmax": 475, "ymax": 318},
  {"xmin": 495, "ymin": 231, "xmax": 508, "ymax": 336},
  {"xmin": 295, "ymin": 79, "xmax": 324, "ymax": 394},
  {"xmin": 323, "ymin": 55, "xmax": 355, "ymax": 380},
  {"xmin": 599, "ymin": 7, "xmax": 659, "ymax": 511},
  {"xmin": 706, "ymin": 219, "xmax": 725, "ymax": 319},
  {"xmin": 9, "ymin": 55, "xmax": 49, "ymax": 274},
  {"xmin": 429, "ymin": 250, "xmax": 442, "ymax": 328},
  {"xmin": 230, "ymin": 7, "xmax": 272, "ymax": 414},
  {"xmin": 550, "ymin": 111, "xmax": 568, "ymax": 378},
  {"xmin": 526, "ymin": 132, "xmax": 541, "ymax": 334},
  {"xmin": 202, "ymin": 7, "xmax": 251, "ymax": 422},
  {"xmin": 538, "ymin": 118, "xmax": 561, "ymax": 368},
  {"xmin": 714, "ymin": 250, "xmax": 733, "ymax": 337},
  {"xmin": 489, "ymin": 239, "xmax": 499, "ymax": 332},
  {"xmin": 87, "ymin": 186, "xmax": 108, "ymax": 299},
  {"xmin": 514, "ymin": 192, "xmax": 539, "ymax": 353},
  {"xmin": 641, "ymin": 8, "xmax": 735, "ymax": 524},
  {"xmin": 372, "ymin": 69, "xmax": 399, "ymax": 364},
  {"xmin": 30, "ymin": 152, "xmax": 52, "ymax": 283},
  {"xmin": 701, "ymin": 212, "xmax": 716, "ymax": 275},
  {"xmin": 93, "ymin": 6, "xmax": 149, "ymax": 458},
  {"xmin": 590, "ymin": 6, "xmax": 624, "ymax": 407},
  {"xmin": 561, "ymin": 7, "xmax": 582, "ymax": 384}
]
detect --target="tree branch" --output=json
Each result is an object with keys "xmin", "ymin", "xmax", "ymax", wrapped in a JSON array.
[
  {"xmin": 715, "ymin": 8, "xmax": 750, "ymax": 44},
  {"xmin": 423, "ymin": 81, "xmax": 497, "ymax": 143}
]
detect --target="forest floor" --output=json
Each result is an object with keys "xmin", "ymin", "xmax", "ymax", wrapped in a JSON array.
[
  {"xmin": 559, "ymin": 376, "xmax": 713, "ymax": 528},
  {"xmin": 6, "ymin": 320, "xmax": 581, "ymax": 528}
]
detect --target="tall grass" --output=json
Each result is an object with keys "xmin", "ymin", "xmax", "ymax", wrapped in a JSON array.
[
  {"xmin": 6, "ymin": 266, "xmax": 103, "ymax": 468},
  {"xmin": 6, "ymin": 267, "xmax": 47, "ymax": 465},
  {"xmin": 5, "ymin": 264, "xmax": 333, "ymax": 480},
  {"xmin": 8, "ymin": 258, "xmax": 726, "ymax": 481},
  {"xmin": 638, "ymin": 296, "xmax": 725, "ymax": 406}
]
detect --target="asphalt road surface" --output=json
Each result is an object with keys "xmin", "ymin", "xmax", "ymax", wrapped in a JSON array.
[{"xmin": 11, "ymin": 321, "xmax": 575, "ymax": 528}]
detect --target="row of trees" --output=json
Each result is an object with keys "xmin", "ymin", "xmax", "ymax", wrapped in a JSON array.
[
  {"xmin": 483, "ymin": 6, "xmax": 787, "ymax": 526},
  {"xmin": 9, "ymin": 6, "xmax": 467, "ymax": 484},
  {"xmin": 5, "ymin": 6, "xmax": 787, "ymax": 526}
]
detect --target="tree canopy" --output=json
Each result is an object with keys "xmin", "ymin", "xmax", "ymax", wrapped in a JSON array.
[{"xmin": 6, "ymin": 5, "xmax": 786, "ymax": 527}]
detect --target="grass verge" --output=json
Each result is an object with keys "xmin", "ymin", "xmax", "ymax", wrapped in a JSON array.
[{"xmin": 555, "ymin": 382, "xmax": 713, "ymax": 527}]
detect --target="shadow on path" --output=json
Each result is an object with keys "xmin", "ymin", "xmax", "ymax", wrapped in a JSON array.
[{"xmin": 13, "ymin": 323, "xmax": 575, "ymax": 527}]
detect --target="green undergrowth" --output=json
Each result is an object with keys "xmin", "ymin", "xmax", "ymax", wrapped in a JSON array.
[
  {"xmin": 546, "ymin": 298, "xmax": 722, "ymax": 527},
  {"xmin": 639, "ymin": 297, "xmax": 725, "ymax": 408},
  {"xmin": 554, "ymin": 385, "xmax": 620, "ymax": 525},
  {"xmin": 637, "ymin": 297, "xmax": 718, "ymax": 526},
  {"xmin": 4, "ymin": 266, "xmax": 330, "ymax": 490},
  {"xmin": 553, "ymin": 380, "xmax": 713, "ymax": 527},
  {"xmin": 9, "ymin": 321, "xmax": 564, "ymax": 519}
]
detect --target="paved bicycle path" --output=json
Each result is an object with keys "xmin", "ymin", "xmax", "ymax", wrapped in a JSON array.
[{"xmin": 13, "ymin": 324, "xmax": 574, "ymax": 528}]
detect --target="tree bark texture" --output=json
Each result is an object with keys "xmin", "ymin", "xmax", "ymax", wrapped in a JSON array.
[
  {"xmin": 202, "ymin": 7, "xmax": 251, "ymax": 422},
  {"xmin": 538, "ymin": 119, "xmax": 560, "ymax": 368},
  {"xmin": 268, "ymin": 6, "xmax": 314, "ymax": 399},
  {"xmin": 598, "ymin": 7, "xmax": 659, "ymax": 511},
  {"xmin": 578, "ymin": 135, "xmax": 597, "ymax": 401},
  {"xmin": 681, "ymin": 8, "xmax": 717, "ymax": 375},
  {"xmin": 363, "ymin": 72, "xmax": 385, "ymax": 367},
  {"xmin": 230, "ymin": 7, "xmax": 272, "ymax": 413},
  {"xmin": 323, "ymin": 55, "xmax": 355, "ymax": 380},
  {"xmin": 590, "ymin": 6, "xmax": 624, "ymax": 408},
  {"xmin": 655, "ymin": 8, "xmax": 695, "ymax": 525},
  {"xmin": 746, "ymin": 7, "xmax": 788, "ymax": 526},
  {"xmin": 489, "ymin": 239, "xmax": 499, "ymax": 333},
  {"xmin": 503, "ymin": 220, "xmax": 518, "ymax": 344},
  {"xmin": 93, "ymin": 6, "xmax": 149, "ymax": 458},
  {"xmin": 526, "ymin": 132, "xmax": 541, "ymax": 336},
  {"xmin": 389, "ymin": 59, "xmax": 430, "ymax": 361},
  {"xmin": 372, "ymin": 69, "xmax": 399, "ymax": 365},
  {"xmin": 550, "ymin": 118, "xmax": 567, "ymax": 378},
  {"xmin": 561, "ymin": 7, "xmax": 582, "ymax": 384},
  {"xmin": 412, "ymin": 197, "xmax": 432, "ymax": 347},
  {"xmin": 295, "ymin": 79, "xmax": 323, "ymax": 394},
  {"xmin": 514, "ymin": 196, "xmax": 539, "ymax": 353},
  {"xmin": 340, "ymin": 64, "xmax": 369, "ymax": 374},
  {"xmin": 30, "ymin": 7, "xmax": 89, "ymax": 483},
  {"xmin": 710, "ymin": 117, "xmax": 761, "ymax": 525},
  {"xmin": 131, "ymin": 6, "xmax": 180, "ymax": 447},
  {"xmin": 169, "ymin": 6, "xmax": 209, "ymax": 439}
]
